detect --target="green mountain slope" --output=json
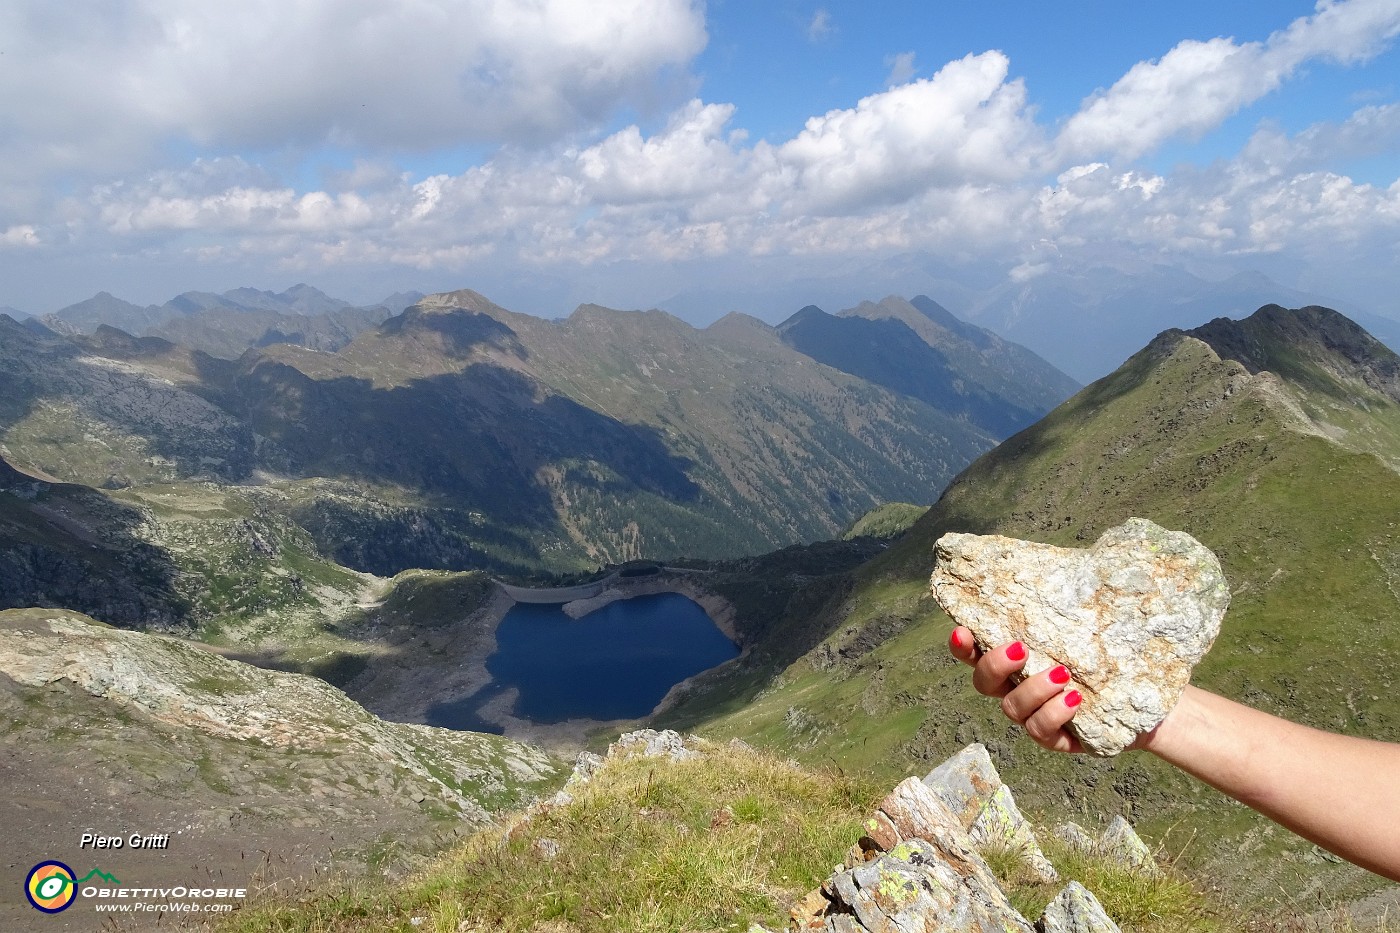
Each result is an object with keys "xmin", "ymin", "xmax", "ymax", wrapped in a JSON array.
[
  {"xmin": 1, "ymin": 286, "xmax": 1073, "ymax": 635},
  {"xmin": 842, "ymin": 502, "xmax": 927, "ymax": 540},
  {"xmin": 671, "ymin": 305, "xmax": 1400, "ymax": 910},
  {"xmin": 840, "ymin": 294, "xmax": 1081, "ymax": 421}
]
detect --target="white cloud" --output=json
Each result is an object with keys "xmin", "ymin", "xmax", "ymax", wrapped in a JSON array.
[
  {"xmin": 576, "ymin": 101, "xmax": 748, "ymax": 204},
  {"xmin": 0, "ymin": 226, "xmax": 39, "ymax": 248},
  {"xmin": 777, "ymin": 52, "xmax": 1044, "ymax": 213},
  {"xmin": 1242, "ymin": 102, "xmax": 1400, "ymax": 172},
  {"xmin": 0, "ymin": 0, "xmax": 707, "ymax": 181},
  {"xmin": 808, "ymin": 9, "xmax": 834, "ymax": 42},
  {"xmin": 884, "ymin": 51, "xmax": 918, "ymax": 87},
  {"xmin": 4, "ymin": 1, "xmax": 1399, "ymax": 316},
  {"xmin": 30, "ymin": 90, "xmax": 1397, "ymax": 291},
  {"xmin": 1057, "ymin": 0, "xmax": 1400, "ymax": 161}
]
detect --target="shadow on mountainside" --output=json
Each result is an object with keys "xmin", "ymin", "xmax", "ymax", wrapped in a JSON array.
[
  {"xmin": 225, "ymin": 357, "xmax": 700, "ymax": 574},
  {"xmin": 0, "ymin": 460, "xmax": 188, "ymax": 628},
  {"xmin": 778, "ymin": 308, "xmax": 1043, "ymax": 438},
  {"xmin": 375, "ymin": 304, "xmax": 531, "ymax": 359},
  {"xmin": 0, "ymin": 318, "xmax": 258, "ymax": 485}
]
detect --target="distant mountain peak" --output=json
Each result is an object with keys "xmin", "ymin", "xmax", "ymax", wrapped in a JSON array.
[
  {"xmin": 377, "ymin": 291, "xmax": 426, "ymax": 314},
  {"xmin": 776, "ymin": 305, "xmax": 830, "ymax": 331},
  {"xmin": 415, "ymin": 289, "xmax": 512, "ymax": 317}
]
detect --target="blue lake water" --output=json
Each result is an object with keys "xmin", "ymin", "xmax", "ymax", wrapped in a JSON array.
[{"xmin": 426, "ymin": 592, "xmax": 739, "ymax": 732}]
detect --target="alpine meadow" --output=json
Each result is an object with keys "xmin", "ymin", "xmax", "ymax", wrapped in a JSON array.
[{"xmin": 4, "ymin": 1, "xmax": 1400, "ymax": 930}]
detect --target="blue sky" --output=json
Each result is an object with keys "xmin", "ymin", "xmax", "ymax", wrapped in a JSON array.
[{"xmin": 0, "ymin": 0, "xmax": 1397, "ymax": 322}]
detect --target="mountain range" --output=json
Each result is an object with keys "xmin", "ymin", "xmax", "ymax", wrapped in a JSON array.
[
  {"xmin": 660, "ymin": 302, "xmax": 1400, "ymax": 908},
  {"xmin": 4, "ymin": 289, "xmax": 1399, "ymax": 920},
  {"xmin": 653, "ymin": 261, "xmax": 1400, "ymax": 384},
  {"xmin": 30, "ymin": 284, "xmax": 425, "ymax": 359},
  {"xmin": 0, "ymin": 287, "xmax": 1074, "ymax": 631}
]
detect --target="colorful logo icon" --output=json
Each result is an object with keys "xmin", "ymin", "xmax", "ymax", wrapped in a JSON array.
[{"xmin": 25, "ymin": 861, "xmax": 77, "ymax": 913}]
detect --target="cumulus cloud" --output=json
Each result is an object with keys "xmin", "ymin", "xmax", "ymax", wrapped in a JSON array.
[
  {"xmin": 29, "ymin": 85, "xmax": 1396, "ymax": 290},
  {"xmin": 576, "ymin": 101, "xmax": 749, "ymax": 205},
  {"xmin": 1057, "ymin": 0, "xmax": 1400, "ymax": 160},
  {"xmin": 4, "ymin": 0, "xmax": 1399, "ymax": 315},
  {"xmin": 778, "ymin": 52, "xmax": 1044, "ymax": 213},
  {"xmin": 0, "ymin": 226, "xmax": 40, "ymax": 248},
  {"xmin": 1242, "ymin": 102, "xmax": 1400, "ymax": 172},
  {"xmin": 0, "ymin": 0, "xmax": 707, "ymax": 180}
]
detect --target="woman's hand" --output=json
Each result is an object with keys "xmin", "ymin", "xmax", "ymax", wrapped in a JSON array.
[
  {"xmin": 950, "ymin": 624, "xmax": 1400, "ymax": 880},
  {"xmin": 948, "ymin": 625, "xmax": 1084, "ymax": 753}
]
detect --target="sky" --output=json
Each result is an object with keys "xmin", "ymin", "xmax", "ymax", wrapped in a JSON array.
[{"xmin": 1, "ymin": 0, "xmax": 1399, "ymax": 321}]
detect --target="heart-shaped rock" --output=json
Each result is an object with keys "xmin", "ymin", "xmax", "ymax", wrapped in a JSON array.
[{"xmin": 931, "ymin": 518, "xmax": 1229, "ymax": 756}]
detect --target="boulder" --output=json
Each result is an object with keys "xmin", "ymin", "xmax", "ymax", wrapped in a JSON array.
[
  {"xmin": 796, "ymin": 776, "xmax": 1039, "ymax": 931},
  {"xmin": 1051, "ymin": 821, "xmax": 1097, "ymax": 854},
  {"xmin": 969, "ymin": 786, "xmax": 1059, "ymax": 884},
  {"xmin": 823, "ymin": 837, "xmax": 1035, "ymax": 933},
  {"xmin": 1038, "ymin": 881, "xmax": 1122, "ymax": 933},
  {"xmin": 1099, "ymin": 815, "xmax": 1158, "ymax": 874},
  {"xmin": 608, "ymin": 728, "xmax": 700, "ymax": 761},
  {"xmin": 930, "ymin": 518, "xmax": 1228, "ymax": 756}
]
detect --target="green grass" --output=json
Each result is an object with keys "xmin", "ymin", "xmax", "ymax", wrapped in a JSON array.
[
  {"xmin": 841, "ymin": 502, "xmax": 928, "ymax": 540},
  {"xmin": 207, "ymin": 738, "xmax": 1371, "ymax": 933},
  {"xmin": 218, "ymin": 740, "xmax": 883, "ymax": 933},
  {"xmin": 668, "ymin": 332, "xmax": 1400, "ymax": 913},
  {"xmin": 983, "ymin": 836, "xmax": 1229, "ymax": 933},
  {"xmin": 186, "ymin": 673, "xmax": 252, "ymax": 696}
]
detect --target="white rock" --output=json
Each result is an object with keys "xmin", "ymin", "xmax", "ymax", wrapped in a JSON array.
[{"xmin": 931, "ymin": 519, "xmax": 1228, "ymax": 756}]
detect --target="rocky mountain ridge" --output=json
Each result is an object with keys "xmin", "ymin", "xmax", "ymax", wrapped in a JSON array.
[
  {"xmin": 660, "ymin": 303, "xmax": 1400, "ymax": 911},
  {"xmin": 1, "ymin": 287, "xmax": 1076, "ymax": 607},
  {"xmin": 31, "ymin": 284, "xmax": 425, "ymax": 360},
  {"xmin": 0, "ymin": 606, "xmax": 561, "ymax": 931}
]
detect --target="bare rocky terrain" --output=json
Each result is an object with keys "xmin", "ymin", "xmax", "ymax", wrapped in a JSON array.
[{"xmin": 0, "ymin": 608, "xmax": 562, "ymax": 931}]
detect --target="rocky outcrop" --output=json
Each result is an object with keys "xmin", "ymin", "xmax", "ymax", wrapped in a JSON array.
[
  {"xmin": 0, "ymin": 608, "xmax": 559, "ymax": 819},
  {"xmin": 930, "ymin": 519, "xmax": 1228, "ymax": 756},
  {"xmin": 787, "ymin": 743, "xmax": 1148, "ymax": 933},
  {"xmin": 1053, "ymin": 817, "xmax": 1159, "ymax": 876},
  {"xmin": 923, "ymin": 743, "xmax": 1058, "ymax": 883}
]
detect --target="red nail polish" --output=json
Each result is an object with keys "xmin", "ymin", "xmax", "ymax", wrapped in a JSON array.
[
  {"xmin": 949, "ymin": 629, "xmax": 964, "ymax": 650},
  {"xmin": 1006, "ymin": 642, "xmax": 1026, "ymax": 662},
  {"xmin": 1049, "ymin": 665, "xmax": 1071, "ymax": 685},
  {"xmin": 1065, "ymin": 690, "xmax": 1082, "ymax": 708}
]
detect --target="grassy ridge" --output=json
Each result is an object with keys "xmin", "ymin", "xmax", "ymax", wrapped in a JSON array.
[
  {"xmin": 217, "ymin": 739, "xmax": 1245, "ymax": 933},
  {"xmin": 678, "ymin": 327, "xmax": 1400, "ymax": 910},
  {"xmin": 841, "ymin": 501, "xmax": 928, "ymax": 540}
]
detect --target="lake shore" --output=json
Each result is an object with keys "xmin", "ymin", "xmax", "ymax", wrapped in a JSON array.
[{"xmin": 368, "ymin": 573, "xmax": 744, "ymax": 753}]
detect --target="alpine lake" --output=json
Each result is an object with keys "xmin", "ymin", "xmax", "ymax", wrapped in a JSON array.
[{"xmin": 426, "ymin": 592, "xmax": 739, "ymax": 733}]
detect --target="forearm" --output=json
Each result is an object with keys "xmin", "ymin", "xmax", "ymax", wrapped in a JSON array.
[{"xmin": 1140, "ymin": 685, "xmax": 1400, "ymax": 882}]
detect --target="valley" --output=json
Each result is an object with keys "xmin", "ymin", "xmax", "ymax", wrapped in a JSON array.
[
  {"xmin": 658, "ymin": 305, "xmax": 1400, "ymax": 912},
  {"xmin": 3, "ymin": 291, "xmax": 1399, "ymax": 928}
]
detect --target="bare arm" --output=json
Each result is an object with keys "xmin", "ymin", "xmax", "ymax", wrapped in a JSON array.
[
  {"xmin": 949, "ymin": 626, "xmax": 1400, "ymax": 882},
  {"xmin": 1141, "ymin": 685, "xmax": 1400, "ymax": 881}
]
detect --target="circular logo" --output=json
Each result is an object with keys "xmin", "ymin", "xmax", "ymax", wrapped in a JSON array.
[{"xmin": 25, "ymin": 861, "xmax": 77, "ymax": 913}]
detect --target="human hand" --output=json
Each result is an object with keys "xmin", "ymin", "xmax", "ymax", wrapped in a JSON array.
[{"xmin": 948, "ymin": 625, "xmax": 1084, "ymax": 754}]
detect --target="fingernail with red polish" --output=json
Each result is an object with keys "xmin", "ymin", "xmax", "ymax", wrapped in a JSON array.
[
  {"xmin": 1064, "ymin": 690, "xmax": 1083, "ymax": 708},
  {"xmin": 1049, "ymin": 665, "xmax": 1071, "ymax": 685},
  {"xmin": 949, "ymin": 629, "xmax": 964, "ymax": 650},
  {"xmin": 1006, "ymin": 641, "xmax": 1026, "ymax": 662}
]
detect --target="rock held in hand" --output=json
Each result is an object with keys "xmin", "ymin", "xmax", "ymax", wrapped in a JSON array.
[{"xmin": 931, "ymin": 518, "xmax": 1228, "ymax": 756}]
